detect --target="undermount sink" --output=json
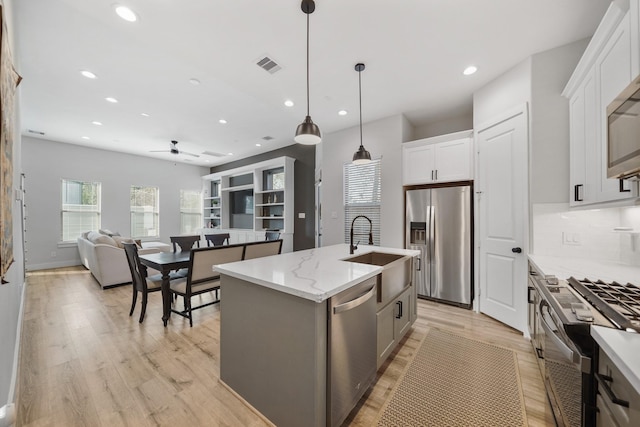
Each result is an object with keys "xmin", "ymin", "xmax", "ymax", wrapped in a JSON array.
[{"xmin": 343, "ymin": 251, "xmax": 406, "ymax": 267}]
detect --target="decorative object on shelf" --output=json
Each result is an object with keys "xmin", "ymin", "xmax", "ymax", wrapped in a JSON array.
[
  {"xmin": 294, "ymin": 0, "xmax": 321, "ymax": 145},
  {"xmin": 352, "ymin": 63, "xmax": 372, "ymax": 165}
]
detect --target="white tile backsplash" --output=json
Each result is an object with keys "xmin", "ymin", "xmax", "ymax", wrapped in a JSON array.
[{"xmin": 532, "ymin": 203, "xmax": 640, "ymax": 266}]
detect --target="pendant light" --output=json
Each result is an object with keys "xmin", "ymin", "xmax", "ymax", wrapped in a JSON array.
[
  {"xmin": 294, "ymin": 0, "xmax": 322, "ymax": 145},
  {"xmin": 352, "ymin": 63, "xmax": 372, "ymax": 164}
]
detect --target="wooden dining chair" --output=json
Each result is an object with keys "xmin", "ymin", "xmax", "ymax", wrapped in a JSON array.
[
  {"xmin": 243, "ymin": 239, "xmax": 283, "ymax": 260},
  {"xmin": 123, "ymin": 243, "xmax": 181, "ymax": 323},
  {"xmin": 265, "ymin": 230, "xmax": 281, "ymax": 241},
  {"xmin": 205, "ymin": 233, "xmax": 230, "ymax": 247},
  {"xmin": 170, "ymin": 235, "xmax": 201, "ymax": 252},
  {"xmin": 170, "ymin": 244, "xmax": 245, "ymax": 326}
]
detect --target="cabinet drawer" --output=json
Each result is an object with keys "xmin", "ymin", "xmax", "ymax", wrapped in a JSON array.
[{"xmin": 597, "ymin": 348, "xmax": 640, "ymax": 427}]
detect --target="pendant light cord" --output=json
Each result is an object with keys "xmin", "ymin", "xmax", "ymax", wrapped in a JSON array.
[
  {"xmin": 358, "ymin": 69, "xmax": 363, "ymax": 148},
  {"xmin": 306, "ymin": 12, "xmax": 310, "ymax": 117}
]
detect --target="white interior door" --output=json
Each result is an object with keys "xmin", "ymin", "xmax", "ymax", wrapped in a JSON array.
[{"xmin": 476, "ymin": 105, "xmax": 528, "ymax": 333}]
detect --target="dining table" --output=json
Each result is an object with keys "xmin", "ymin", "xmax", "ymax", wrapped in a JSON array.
[{"xmin": 139, "ymin": 251, "xmax": 191, "ymax": 326}]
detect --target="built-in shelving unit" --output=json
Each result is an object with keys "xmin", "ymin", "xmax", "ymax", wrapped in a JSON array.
[{"xmin": 201, "ymin": 156, "xmax": 295, "ymax": 252}]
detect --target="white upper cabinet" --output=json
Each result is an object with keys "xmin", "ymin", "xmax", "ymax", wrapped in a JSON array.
[
  {"xmin": 402, "ymin": 130, "xmax": 473, "ymax": 186},
  {"xmin": 563, "ymin": 2, "xmax": 638, "ymax": 206}
]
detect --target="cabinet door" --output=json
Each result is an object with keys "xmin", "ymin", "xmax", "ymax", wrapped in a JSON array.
[
  {"xmin": 433, "ymin": 138, "xmax": 473, "ymax": 182},
  {"xmin": 402, "ymin": 143, "xmax": 435, "ymax": 185},
  {"xmin": 376, "ymin": 302, "xmax": 396, "ymax": 368},
  {"xmin": 596, "ymin": 14, "xmax": 637, "ymax": 203},
  {"xmin": 569, "ymin": 84, "xmax": 587, "ymax": 206},
  {"xmin": 393, "ymin": 289, "xmax": 412, "ymax": 339}
]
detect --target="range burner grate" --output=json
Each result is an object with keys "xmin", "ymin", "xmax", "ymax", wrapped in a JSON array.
[{"xmin": 568, "ymin": 278, "xmax": 640, "ymax": 332}]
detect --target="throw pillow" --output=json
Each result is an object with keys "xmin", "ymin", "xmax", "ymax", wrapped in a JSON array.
[
  {"xmin": 99, "ymin": 229, "xmax": 121, "ymax": 237},
  {"xmin": 112, "ymin": 236, "xmax": 136, "ymax": 249},
  {"xmin": 93, "ymin": 234, "xmax": 118, "ymax": 247}
]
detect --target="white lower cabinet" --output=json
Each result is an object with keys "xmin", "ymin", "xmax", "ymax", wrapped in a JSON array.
[
  {"xmin": 596, "ymin": 347, "xmax": 640, "ymax": 427},
  {"xmin": 376, "ymin": 285, "xmax": 414, "ymax": 369}
]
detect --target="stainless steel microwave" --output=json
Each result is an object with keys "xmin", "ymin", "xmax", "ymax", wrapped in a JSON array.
[{"xmin": 607, "ymin": 75, "xmax": 640, "ymax": 180}]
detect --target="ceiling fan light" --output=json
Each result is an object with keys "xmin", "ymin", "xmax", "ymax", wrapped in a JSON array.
[
  {"xmin": 294, "ymin": 116, "xmax": 322, "ymax": 145},
  {"xmin": 352, "ymin": 145, "xmax": 371, "ymax": 164}
]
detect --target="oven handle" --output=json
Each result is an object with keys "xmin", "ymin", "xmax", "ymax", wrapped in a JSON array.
[{"xmin": 539, "ymin": 301, "xmax": 574, "ymax": 362}]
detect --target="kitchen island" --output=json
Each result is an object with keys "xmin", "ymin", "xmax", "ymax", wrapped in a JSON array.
[{"xmin": 215, "ymin": 244, "xmax": 419, "ymax": 427}]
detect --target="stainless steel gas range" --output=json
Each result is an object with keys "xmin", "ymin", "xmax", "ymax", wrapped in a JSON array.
[{"xmin": 528, "ymin": 263, "xmax": 640, "ymax": 427}]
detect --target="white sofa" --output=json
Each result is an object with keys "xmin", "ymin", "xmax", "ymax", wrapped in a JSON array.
[{"xmin": 77, "ymin": 231, "xmax": 162, "ymax": 289}]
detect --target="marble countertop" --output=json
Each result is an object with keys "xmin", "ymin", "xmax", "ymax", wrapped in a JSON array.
[
  {"xmin": 591, "ymin": 325, "xmax": 640, "ymax": 395},
  {"xmin": 528, "ymin": 254, "xmax": 640, "ymax": 284},
  {"xmin": 215, "ymin": 244, "xmax": 420, "ymax": 303}
]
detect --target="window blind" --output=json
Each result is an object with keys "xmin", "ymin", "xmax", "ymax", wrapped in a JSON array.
[
  {"xmin": 180, "ymin": 189, "xmax": 202, "ymax": 234},
  {"xmin": 343, "ymin": 159, "xmax": 381, "ymax": 246},
  {"xmin": 61, "ymin": 179, "xmax": 101, "ymax": 242},
  {"xmin": 130, "ymin": 186, "xmax": 159, "ymax": 238}
]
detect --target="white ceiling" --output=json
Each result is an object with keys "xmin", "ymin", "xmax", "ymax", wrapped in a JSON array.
[{"xmin": 14, "ymin": 0, "xmax": 611, "ymax": 167}]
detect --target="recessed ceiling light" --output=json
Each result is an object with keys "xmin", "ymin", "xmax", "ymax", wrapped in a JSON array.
[
  {"xmin": 92, "ymin": 121, "xmax": 103, "ymax": 126},
  {"xmin": 81, "ymin": 70, "xmax": 97, "ymax": 79},
  {"xmin": 463, "ymin": 66, "xmax": 477, "ymax": 76},
  {"xmin": 255, "ymin": 143, "xmax": 262, "ymax": 147},
  {"xmin": 219, "ymin": 119, "xmax": 227, "ymax": 124},
  {"xmin": 284, "ymin": 100, "xmax": 294, "ymax": 107},
  {"xmin": 227, "ymin": 152, "xmax": 233, "ymax": 156},
  {"xmin": 205, "ymin": 160, "xmax": 210, "ymax": 163},
  {"xmin": 189, "ymin": 78, "xmax": 201, "ymax": 85},
  {"xmin": 81, "ymin": 136, "xmax": 90, "ymax": 140},
  {"xmin": 115, "ymin": 5, "xmax": 138, "ymax": 22},
  {"xmin": 338, "ymin": 110, "xmax": 348, "ymax": 116},
  {"xmin": 105, "ymin": 97, "xmax": 118, "ymax": 103},
  {"xmin": 141, "ymin": 113, "xmax": 150, "ymax": 117}
]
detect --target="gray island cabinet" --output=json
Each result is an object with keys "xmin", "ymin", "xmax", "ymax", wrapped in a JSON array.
[{"xmin": 215, "ymin": 244, "xmax": 419, "ymax": 427}]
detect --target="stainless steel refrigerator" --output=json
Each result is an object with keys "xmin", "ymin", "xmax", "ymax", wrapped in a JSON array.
[{"xmin": 405, "ymin": 183, "xmax": 473, "ymax": 308}]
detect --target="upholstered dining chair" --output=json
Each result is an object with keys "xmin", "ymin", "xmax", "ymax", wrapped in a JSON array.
[
  {"xmin": 123, "ymin": 243, "xmax": 180, "ymax": 323},
  {"xmin": 243, "ymin": 239, "xmax": 283, "ymax": 260},
  {"xmin": 170, "ymin": 244, "xmax": 245, "ymax": 327},
  {"xmin": 265, "ymin": 230, "xmax": 281, "ymax": 241},
  {"xmin": 205, "ymin": 233, "xmax": 230, "ymax": 247}
]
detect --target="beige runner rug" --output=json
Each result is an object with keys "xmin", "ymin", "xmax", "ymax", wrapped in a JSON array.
[{"xmin": 376, "ymin": 329, "xmax": 528, "ymax": 426}]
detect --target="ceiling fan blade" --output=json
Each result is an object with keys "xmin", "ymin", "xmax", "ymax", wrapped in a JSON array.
[
  {"xmin": 181, "ymin": 151, "xmax": 200, "ymax": 157},
  {"xmin": 149, "ymin": 150, "xmax": 170, "ymax": 153}
]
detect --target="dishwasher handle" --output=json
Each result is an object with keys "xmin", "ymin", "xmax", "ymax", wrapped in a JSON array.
[{"xmin": 333, "ymin": 285, "xmax": 376, "ymax": 314}]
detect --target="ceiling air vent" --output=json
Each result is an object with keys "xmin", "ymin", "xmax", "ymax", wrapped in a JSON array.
[
  {"xmin": 27, "ymin": 129, "xmax": 45, "ymax": 136},
  {"xmin": 256, "ymin": 56, "xmax": 281, "ymax": 74},
  {"xmin": 262, "ymin": 136, "xmax": 274, "ymax": 141},
  {"xmin": 201, "ymin": 150, "xmax": 226, "ymax": 157}
]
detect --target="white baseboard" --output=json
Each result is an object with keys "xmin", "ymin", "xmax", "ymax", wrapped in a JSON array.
[
  {"xmin": 26, "ymin": 260, "xmax": 82, "ymax": 271},
  {"xmin": 7, "ymin": 280, "xmax": 25, "ymax": 409}
]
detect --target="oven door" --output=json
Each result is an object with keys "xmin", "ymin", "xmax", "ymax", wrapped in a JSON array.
[{"xmin": 539, "ymin": 300, "xmax": 592, "ymax": 427}]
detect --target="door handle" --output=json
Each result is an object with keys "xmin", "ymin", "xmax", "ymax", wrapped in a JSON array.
[
  {"xmin": 574, "ymin": 184, "xmax": 583, "ymax": 202},
  {"xmin": 512, "ymin": 247, "xmax": 522, "ymax": 253},
  {"xmin": 619, "ymin": 179, "xmax": 631, "ymax": 193},
  {"xmin": 595, "ymin": 373, "xmax": 630, "ymax": 408},
  {"xmin": 395, "ymin": 301, "xmax": 403, "ymax": 319},
  {"xmin": 527, "ymin": 286, "xmax": 535, "ymax": 304}
]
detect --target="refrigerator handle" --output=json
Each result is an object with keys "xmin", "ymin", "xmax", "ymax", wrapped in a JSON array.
[{"xmin": 416, "ymin": 256, "xmax": 421, "ymax": 271}]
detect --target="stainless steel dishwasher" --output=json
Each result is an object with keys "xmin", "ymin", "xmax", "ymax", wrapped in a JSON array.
[{"xmin": 327, "ymin": 276, "xmax": 377, "ymax": 427}]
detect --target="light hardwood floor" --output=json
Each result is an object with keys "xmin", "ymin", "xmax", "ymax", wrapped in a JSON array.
[{"xmin": 16, "ymin": 266, "xmax": 555, "ymax": 426}]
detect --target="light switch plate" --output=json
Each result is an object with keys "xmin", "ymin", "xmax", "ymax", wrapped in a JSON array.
[{"xmin": 298, "ymin": 212, "xmax": 305, "ymax": 219}]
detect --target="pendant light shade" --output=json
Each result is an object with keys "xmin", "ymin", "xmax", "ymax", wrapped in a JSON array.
[
  {"xmin": 352, "ymin": 63, "xmax": 372, "ymax": 164},
  {"xmin": 295, "ymin": 0, "xmax": 322, "ymax": 145}
]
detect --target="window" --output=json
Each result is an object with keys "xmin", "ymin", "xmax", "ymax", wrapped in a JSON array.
[
  {"xmin": 180, "ymin": 189, "xmax": 202, "ymax": 234},
  {"xmin": 130, "ymin": 186, "xmax": 159, "ymax": 238},
  {"xmin": 61, "ymin": 179, "xmax": 101, "ymax": 242},
  {"xmin": 344, "ymin": 159, "xmax": 381, "ymax": 245}
]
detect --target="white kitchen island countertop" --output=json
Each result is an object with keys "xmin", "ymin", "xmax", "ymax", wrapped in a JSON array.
[
  {"xmin": 528, "ymin": 254, "xmax": 640, "ymax": 285},
  {"xmin": 215, "ymin": 243, "xmax": 420, "ymax": 303},
  {"xmin": 591, "ymin": 325, "xmax": 640, "ymax": 395}
]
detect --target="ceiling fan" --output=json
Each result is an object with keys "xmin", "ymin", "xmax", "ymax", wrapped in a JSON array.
[{"xmin": 150, "ymin": 140, "xmax": 200, "ymax": 157}]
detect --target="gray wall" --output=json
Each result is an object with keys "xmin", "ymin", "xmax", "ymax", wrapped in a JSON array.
[
  {"xmin": 1, "ymin": 0, "xmax": 24, "ymax": 407},
  {"xmin": 210, "ymin": 144, "xmax": 316, "ymax": 251},
  {"xmin": 530, "ymin": 39, "xmax": 589, "ymax": 204},
  {"xmin": 319, "ymin": 114, "xmax": 408, "ymax": 248},
  {"xmin": 22, "ymin": 137, "xmax": 208, "ymax": 270}
]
